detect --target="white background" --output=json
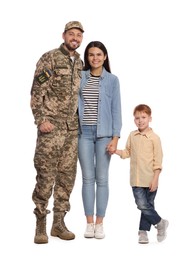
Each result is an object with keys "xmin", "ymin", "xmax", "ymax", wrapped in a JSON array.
[{"xmin": 1, "ymin": 0, "xmax": 190, "ymax": 259}]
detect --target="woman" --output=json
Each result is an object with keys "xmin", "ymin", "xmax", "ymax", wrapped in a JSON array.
[{"xmin": 78, "ymin": 41, "xmax": 122, "ymax": 239}]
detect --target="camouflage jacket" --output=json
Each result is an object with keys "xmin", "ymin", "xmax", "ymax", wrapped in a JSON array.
[{"xmin": 30, "ymin": 43, "xmax": 83, "ymax": 130}]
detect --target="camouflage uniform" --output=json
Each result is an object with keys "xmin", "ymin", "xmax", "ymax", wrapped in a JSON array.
[{"xmin": 31, "ymin": 43, "xmax": 83, "ymax": 217}]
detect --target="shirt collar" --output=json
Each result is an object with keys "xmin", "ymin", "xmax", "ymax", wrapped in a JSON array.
[
  {"xmin": 85, "ymin": 67, "xmax": 106, "ymax": 79},
  {"xmin": 134, "ymin": 128, "xmax": 153, "ymax": 138}
]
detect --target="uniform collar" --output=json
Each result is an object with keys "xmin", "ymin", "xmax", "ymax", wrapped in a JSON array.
[{"xmin": 59, "ymin": 43, "xmax": 80, "ymax": 59}]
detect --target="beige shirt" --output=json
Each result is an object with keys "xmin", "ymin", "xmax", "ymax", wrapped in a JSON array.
[{"xmin": 120, "ymin": 128, "xmax": 163, "ymax": 187}]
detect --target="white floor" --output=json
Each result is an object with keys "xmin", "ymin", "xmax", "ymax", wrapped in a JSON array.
[{"xmin": 1, "ymin": 158, "xmax": 188, "ymax": 260}]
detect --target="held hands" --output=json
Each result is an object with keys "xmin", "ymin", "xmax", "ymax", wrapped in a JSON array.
[
  {"xmin": 39, "ymin": 121, "xmax": 55, "ymax": 133},
  {"xmin": 106, "ymin": 137, "xmax": 119, "ymax": 155}
]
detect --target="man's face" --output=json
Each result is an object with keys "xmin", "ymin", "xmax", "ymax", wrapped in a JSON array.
[{"xmin": 63, "ymin": 28, "xmax": 83, "ymax": 52}]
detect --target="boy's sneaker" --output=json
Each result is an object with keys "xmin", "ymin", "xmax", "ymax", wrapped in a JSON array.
[
  {"xmin": 95, "ymin": 223, "xmax": 105, "ymax": 239},
  {"xmin": 84, "ymin": 223, "xmax": 94, "ymax": 238},
  {"xmin": 156, "ymin": 219, "xmax": 169, "ymax": 242},
  {"xmin": 138, "ymin": 230, "xmax": 149, "ymax": 244}
]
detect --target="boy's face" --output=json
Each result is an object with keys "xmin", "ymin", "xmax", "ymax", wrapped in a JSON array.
[{"xmin": 134, "ymin": 111, "xmax": 152, "ymax": 132}]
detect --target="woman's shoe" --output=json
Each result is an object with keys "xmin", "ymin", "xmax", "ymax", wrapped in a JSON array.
[
  {"xmin": 84, "ymin": 223, "xmax": 94, "ymax": 238},
  {"xmin": 94, "ymin": 223, "xmax": 105, "ymax": 239}
]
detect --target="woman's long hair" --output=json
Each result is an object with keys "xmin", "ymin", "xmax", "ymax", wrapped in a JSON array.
[{"xmin": 83, "ymin": 41, "xmax": 111, "ymax": 72}]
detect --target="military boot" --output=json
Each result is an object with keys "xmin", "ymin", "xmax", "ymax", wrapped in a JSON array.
[
  {"xmin": 50, "ymin": 212, "xmax": 75, "ymax": 240},
  {"xmin": 34, "ymin": 215, "xmax": 48, "ymax": 244}
]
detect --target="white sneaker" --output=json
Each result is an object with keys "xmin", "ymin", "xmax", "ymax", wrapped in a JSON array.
[
  {"xmin": 84, "ymin": 223, "xmax": 94, "ymax": 238},
  {"xmin": 156, "ymin": 219, "xmax": 169, "ymax": 242},
  {"xmin": 138, "ymin": 230, "xmax": 149, "ymax": 244},
  {"xmin": 95, "ymin": 223, "xmax": 105, "ymax": 239}
]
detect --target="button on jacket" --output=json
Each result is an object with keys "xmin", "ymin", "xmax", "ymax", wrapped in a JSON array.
[{"xmin": 78, "ymin": 68, "xmax": 122, "ymax": 137}]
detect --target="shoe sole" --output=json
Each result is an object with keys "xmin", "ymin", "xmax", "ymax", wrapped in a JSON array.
[
  {"xmin": 51, "ymin": 230, "xmax": 75, "ymax": 240},
  {"xmin": 94, "ymin": 235, "xmax": 105, "ymax": 239},
  {"xmin": 84, "ymin": 233, "xmax": 94, "ymax": 238},
  {"xmin": 34, "ymin": 240, "xmax": 48, "ymax": 244},
  {"xmin": 138, "ymin": 241, "xmax": 149, "ymax": 244}
]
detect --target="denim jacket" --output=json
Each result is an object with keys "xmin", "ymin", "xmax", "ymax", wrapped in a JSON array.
[{"xmin": 78, "ymin": 68, "xmax": 122, "ymax": 137}]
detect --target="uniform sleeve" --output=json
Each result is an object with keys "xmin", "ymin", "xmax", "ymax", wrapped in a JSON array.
[{"xmin": 30, "ymin": 53, "xmax": 53, "ymax": 126}]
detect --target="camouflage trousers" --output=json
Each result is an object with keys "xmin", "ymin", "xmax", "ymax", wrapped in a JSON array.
[{"xmin": 32, "ymin": 126, "xmax": 78, "ymax": 217}]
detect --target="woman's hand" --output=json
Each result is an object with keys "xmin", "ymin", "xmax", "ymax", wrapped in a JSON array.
[{"xmin": 106, "ymin": 137, "xmax": 119, "ymax": 155}]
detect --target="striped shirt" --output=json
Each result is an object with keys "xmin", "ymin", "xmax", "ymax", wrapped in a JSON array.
[{"xmin": 82, "ymin": 74, "xmax": 100, "ymax": 125}]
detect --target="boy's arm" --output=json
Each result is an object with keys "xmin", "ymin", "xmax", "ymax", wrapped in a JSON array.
[
  {"xmin": 114, "ymin": 147, "xmax": 130, "ymax": 159},
  {"xmin": 149, "ymin": 134, "xmax": 163, "ymax": 191},
  {"xmin": 149, "ymin": 169, "xmax": 161, "ymax": 192},
  {"xmin": 114, "ymin": 134, "xmax": 131, "ymax": 159},
  {"xmin": 115, "ymin": 149, "xmax": 122, "ymax": 157}
]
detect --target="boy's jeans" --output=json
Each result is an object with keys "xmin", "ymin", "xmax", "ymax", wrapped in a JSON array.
[{"xmin": 132, "ymin": 187, "xmax": 161, "ymax": 231}]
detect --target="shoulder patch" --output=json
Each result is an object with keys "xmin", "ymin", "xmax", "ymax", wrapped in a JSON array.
[{"xmin": 36, "ymin": 68, "xmax": 53, "ymax": 85}]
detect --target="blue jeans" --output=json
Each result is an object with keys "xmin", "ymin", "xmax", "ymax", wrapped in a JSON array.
[
  {"xmin": 78, "ymin": 125, "xmax": 111, "ymax": 217},
  {"xmin": 132, "ymin": 187, "xmax": 161, "ymax": 231}
]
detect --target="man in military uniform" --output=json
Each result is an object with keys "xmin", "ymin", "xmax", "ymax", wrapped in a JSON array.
[{"xmin": 30, "ymin": 21, "xmax": 84, "ymax": 244}]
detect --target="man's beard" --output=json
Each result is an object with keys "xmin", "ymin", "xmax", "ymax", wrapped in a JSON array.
[{"xmin": 65, "ymin": 43, "xmax": 79, "ymax": 51}]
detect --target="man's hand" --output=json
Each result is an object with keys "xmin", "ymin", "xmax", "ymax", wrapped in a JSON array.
[{"xmin": 39, "ymin": 121, "xmax": 55, "ymax": 133}]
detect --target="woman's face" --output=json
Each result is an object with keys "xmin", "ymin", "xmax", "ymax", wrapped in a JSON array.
[{"xmin": 87, "ymin": 47, "xmax": 107, "ymax": 69}]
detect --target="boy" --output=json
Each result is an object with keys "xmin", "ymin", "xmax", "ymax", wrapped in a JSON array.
[{"xmin": 115, "ymin": 104, "xmax": 169, "ymax": 244}]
